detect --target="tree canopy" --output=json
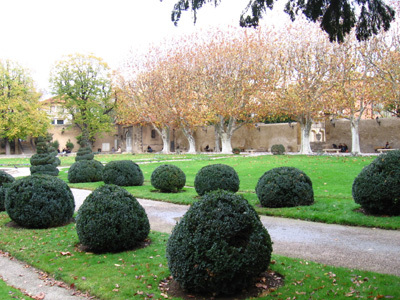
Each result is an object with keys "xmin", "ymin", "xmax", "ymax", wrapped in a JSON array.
[
  {"xmin": 0, "ymin": 60, "xmax": 49, "ymax": 154},
  {"xmin": 165, "ymin": 0, "xmax": 395, "ymax": 42},
  {"xmin": 50, "ymin": 53, "xmax": 116, "ymax": 145}
]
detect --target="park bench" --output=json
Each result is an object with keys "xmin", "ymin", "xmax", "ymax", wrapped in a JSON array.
[
  {"xmin": 245, "ymin": 149, "xmax": 256, "ymax": 154},
  {"xmin": 377, "ymin": 148, "xmax": 398, "ymax": 153},
  {"xmin": 323, "ymin": 148, "xmax": 341, "ymax": 154}
]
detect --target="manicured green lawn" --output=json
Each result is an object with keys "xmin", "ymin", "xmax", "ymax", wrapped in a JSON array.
[
  {"xmin": 1, "ymin": 154, "xmax": 399, "ymax": 299},
  {"xmin": 60, "ymin": 154, "xmax": 400, "ymax": 229},
  {"xmin": 0, "ymin": 213, "xmax": 399, "ymax": 300},
  {"xmin": 0, "ymin": 279, "xmax": 32, "ymax": 299},
  {"xmin": 0, "ymin": 153, "xmax": 226, "ymax": 167}
]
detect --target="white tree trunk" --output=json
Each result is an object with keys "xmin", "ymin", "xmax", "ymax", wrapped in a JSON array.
[
  {"xmin": 350, "ymin": 118, "xmax": 361, "ymax": 154},
  {"xmin": 220, "ymin": 132, "xmax": 233, "ymax": 154},
  {"xmin": 181, "ymin": 127, "xmax": 196, "ymax": 154},
  {"xmin": 299, "ymin": 118, "xmax": 313, "ymax": 154},
  {"xmin": 214, "ymin": 125, "xmax": 221, "ymax": 152},
  {"xmin": 160, "ymin": 127, "xmax": 171, "ymax": 154},
  {"xmin": 215, "ymin": 115, "xmax": 238, "ymax": 154}
]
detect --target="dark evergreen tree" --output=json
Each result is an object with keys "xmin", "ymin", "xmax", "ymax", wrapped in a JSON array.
[
  {"xmin": 166, "ymin": 0, "xmax": 395, "ymax": 42},
  {"xmin": 30, "ymin": 135, "xmax": 60, "ymax": 176}
]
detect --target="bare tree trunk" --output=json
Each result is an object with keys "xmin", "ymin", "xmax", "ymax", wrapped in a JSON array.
[
  {"xmin": 181, "ymin": 127, "xmax": 196, "ymax": 154},
  {"xmin": 350, "ymin": 116, "xmax": 361, "ymax": 154},
  {"xmin": 220, "ymin": 132, "xmax": 233, "ymax": 154},
  {"xmin": 215, "ymin": 115, "xmax": 240, "ymax": 154},
  {"xmin": 299, "ymin": 117, "xmax": 313, "ymax": 154},
  {"xmin": 160, "ymin": 127, "xmax": 171, "ymax": 154},
  {"xmin": 214, "ymin": 125, "xmax": 221, "ymax": 152}
]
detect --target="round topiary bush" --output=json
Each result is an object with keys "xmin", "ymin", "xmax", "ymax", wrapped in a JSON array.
[
  {"xmin": 270, "ymin": 144, "xmax": 285, "ymax": 155},
  {"xmin": 102, "ymin": 160, "xmax": 144, "ymax": 186},
  {"xmin": 75, "ymin": 146, "xmax": 94, "ymax": 161},
  {"xmin": 166, "ymin": 190, "xmax": 273, "ymax": 296},
  {"xmin": 194, "ymin": 164, "xmax": 240, "ymax": 196},
  {"xmin": 256, "ymin": 167, "xmax": 314, "ymax": 208},
  {"xmin": 76, "ymin": 184, "xmax": 150, "ymax": 253},
  {"xmin": 352, "ymin": 150, "xmax": 400, "ymax": 215},
  {"xmin": 5, "ymin": 175, "xmax": 75, "ymax": 228},
  {"xmin": 68, "ymin": 160, "xmax": 104, "ymax": 183},
  {"xmin": 0, "ymin": 171, "xmax": 15, "ymax": 211},
  {"xmin": 151, "ymin": 164, "xmax": 186, "ymax": 193}
]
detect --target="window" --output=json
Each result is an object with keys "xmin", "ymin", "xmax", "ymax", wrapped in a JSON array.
[
  {"xmin": 51, "ymin": 120, "xmax": 55, "ymax": 124},
  {"xmin": 57, "ymin": 120, "xmax": 64, "ymax": 125},
  {"xmin": 151, "ymin": 129, "xmax": 156, "ymax": 139}
]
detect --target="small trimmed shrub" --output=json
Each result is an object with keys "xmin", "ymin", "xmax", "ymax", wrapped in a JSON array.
[
  {"xmin": 256, "ymin": 167, "xmax": 314, "ymax": 208},
  {"xmin": 103, "ymin": 160, "xmax": 144, "ymax": 186},
  {"xmin": 194, "ymin": 164, "xmax": 240, "ymax": 196},
  {"xmin": 232, "ymin": 147, "xmax": 241, "ymax": 154},
  {"xmin": 270, "ymin": 144, "xmax": 285, "ymax": 155},
  {"xmin": 0, "ymin": 171, "xmax": 15, "ymax": 211},
  {"xmin": 5, "ymin": 175, "xmax": 75, "ymax": 228},
  {"xmin": 166, "ymin": 190, "xmax": 273, "ymax": 296},
  {"xmin": 151, "ymin": 164, "xmax": 186, "ymax": 192},
  {"xmin": 75, "ymin": 146, "xmax": 94, "ymax": 161},
  {"xmin": 76, "ymin": 185, "xmax": 150, "ymax": 253},
  {"xmin": 66, "ymin": 139, "xmax": 74, "ymax": 151},
  {"xmin": 68, "ymin": 160, "xmax": 104, "ymax": 183},
  {"xmin": 352, "ymin": 150, "xmax": 400, "ymax": 215},
  {"xmin": 30, "ymin": 136, "xmax": 60, "ymax": 176}
]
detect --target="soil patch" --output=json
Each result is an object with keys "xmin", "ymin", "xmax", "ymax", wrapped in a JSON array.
[{"xmin": 159, "ymin": 270, "xmax": 284, "ymax": 300}]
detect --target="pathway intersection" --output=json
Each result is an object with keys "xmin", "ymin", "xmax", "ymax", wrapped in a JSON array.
[{"xmin": 0, "ymin": 166, "xmax": 399, "ymax": 299}]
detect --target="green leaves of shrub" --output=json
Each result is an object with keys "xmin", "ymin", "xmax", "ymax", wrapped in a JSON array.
[
  {"xmin": 194, "ymin": 164, "xmax": 240, "ymax": 196},
  {"xmin": 5, "ymin": 174, "xmax": 75, "ymax": 228},
  {"xmin": 68, "ymin": 160, "xmax": 104, "ymax": 183},
  {"xmin": 352, "ymin": 150, "xmax": 400, "ymax": 215},
  {"xmin": 76, "ymin": 184, "xmax": 150, "ymax": 253},
  {"xmin": 271, "ymin": 144, "xmax": 285, "ymax": 155},
  {"xmin": 151, "ymin": 164, "xmax": 186, "ymax": 192},
  {"xmin": 166, "ymin": 190, "xmax": 272, "ymax": 296},
  {"xmin": 103, "ymin": 160, "xmax": 144, "ymax": 186},
  {"xmin": 0, "ymin": 170, "xmax": 15, "ymax": 211},
  {"xmin": 256, "ymin": 167, "xmax": 314, "ymax": 208}
]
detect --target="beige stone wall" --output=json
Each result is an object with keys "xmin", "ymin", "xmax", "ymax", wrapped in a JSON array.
[
  {"xmin": 26, "ymin": 118, "xmax": 399, "ymax": 156},
  {"xmin": 325, "ymin": 118, "xmax": 400, "ymax": 152},
  {"xmin": 48, "ymin": 125, "xmax": 80, "ymax": 152},
  {"xmin": 171, "ymin": 123, "xmax": 299, "ymax": 153},
  {"xmin": 50, "ymin": 125, "xmax": 118, "ymax": 153}
]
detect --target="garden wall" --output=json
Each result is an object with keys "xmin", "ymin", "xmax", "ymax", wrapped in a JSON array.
[{"xmin": 324, "ymin": 118, "xmax": 400, "ymax": 153}]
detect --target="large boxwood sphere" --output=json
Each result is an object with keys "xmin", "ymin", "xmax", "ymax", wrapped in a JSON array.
[
  {"xmin": 194, "ymin": 164, "xmax": 240, "ymax": 196},
  {"xmin": 352, "ymin": 150, "xmax": 400, "ymax": 215},
  {"xmin": 68, "ymin": 160, "xmax": 104, "ymax": 183},
  {"xmin": 76, "ymin": 185, "xmax": 150, "ymax": 253},
  {"xmin": 102, "ymin": 160, "xmax": 144, "ymax": 186},
  {"xmin": 151, "ymin": 164, "xmax": 186, "ymax": 192},
  {"xmin": 0, "ymin": 171, "xmax": 15, "ymax": 211},
  {"xmin": 5, "ymin": 175, "xmax": 75, "ymax": 228},
  {"xmin": 256, "ymin": 167, "xmax": 314, "ymax": 208},
  {"xmin": 166, "ymin": 190, "xmax": 272, "ymax": 296}
]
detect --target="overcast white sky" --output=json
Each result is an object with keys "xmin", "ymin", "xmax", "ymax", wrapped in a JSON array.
[{"xmin": 0, "ymin": 0, "xmax": 289, "ymax": 98}]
